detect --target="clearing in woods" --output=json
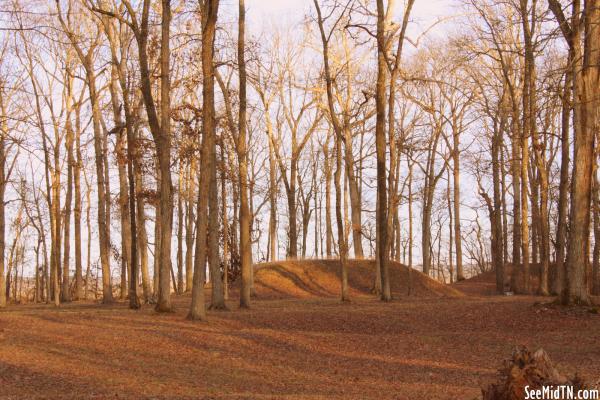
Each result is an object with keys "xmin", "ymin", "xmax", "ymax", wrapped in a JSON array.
[{"xmin": 1, "ymin": 259, "xmax": 599, "ymax": 399}]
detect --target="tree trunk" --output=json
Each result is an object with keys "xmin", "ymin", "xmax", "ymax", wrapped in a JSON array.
[
  {"xmin": 407, "ymin": 158, "xmax": 414, "ymax": 295},
  {"xmin": 220, "ymin": 147, "xmax": 229, "ymax": 299},
  {"xmin": 553, "ymin": 50, "xmax": 572, "ymax": 296},
  {"xmin": 593, "ymin": 169, "xmax": 600, "ymax": 295},
  {"xmin": 0, "ymin": 91, "xmax": 5, "ymax": 307},
  {"xmin": 343, "ymin": 128, "xmax": 363, "ymax": 259},
  {"xmin": 562, "ymin": 0, "xmax": 598, "ymax": 305},
  {"xmin": 185, "ymin": 159, "xmax": 195, "ymax": 292},
  {"xmin": 73, "ymin": 101, "xmax": 83, "ymax": 300},
  {"xmin": 452, "ymin": 128, "xmax": 464, "ymax": 281},
  {"xmin": 324, "ymin": 139, "xmax": 332, "ymax": 257},
  {"xmin": 110, "ymin": 65, "xmax": 132, "ymax": 301},
  {"xmin": 208, "ymin": 139, "xmax": 225, "ymax": 309},
  {"xmin": 189, "ymin": 0, "xmax": 219, "ymax": 320},
  {"xmin": 61, "ymin": 102, "xmax": 74, "ymax": 303},
  {"xmin": 135, "ymin": 149, "xmax": 151, "ymax": 302},
  {"xmin": 493, "ymin": 95, "xmax": 507, "ymax": 293},
  {"xmin": 511, "ymin": 113, "xmax": 522, "ymax": 267},
  {"xmin": 177, "ymin": 162, "xmax": 184, "ymax": 295},
  {"xmin": 239, "ymin": 0, "xmax": 252, "ymax": 308},
  {"xmin": 268, "ymin": 136, "xmax": 277, "ymax": 261},
  {"xmin": 153, "ymin": 0, "xmax": 174, "ymax": 313},
  {"xmin": 375, "ymin": 0, "xmax": 390, "ymax": 301},
  {"xmin": 86, "ymin": 69, "xmax": 112, "ymax": 304}
]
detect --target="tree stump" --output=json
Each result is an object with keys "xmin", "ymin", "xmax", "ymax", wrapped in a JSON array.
[{"xmin": 482, "ymin": 346, "xmax": 589, "ymax": 400}]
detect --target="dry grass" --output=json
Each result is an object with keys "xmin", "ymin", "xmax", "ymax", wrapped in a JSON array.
[{"xmin": 1, "ymin": 260, "xmax": 599, "ymax": 400}]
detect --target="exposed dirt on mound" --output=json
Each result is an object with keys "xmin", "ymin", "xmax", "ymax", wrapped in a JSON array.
[
  {"xmin": 252, "ymin": 259, "xmax": 464, "ymax": 299},
  {"xmin": 453, "ymin": 271, "xmax": 499, "ymax": 296},
  {"xmin": 453, "ymin": 264, "xmax": 549, "ymax": 296}
]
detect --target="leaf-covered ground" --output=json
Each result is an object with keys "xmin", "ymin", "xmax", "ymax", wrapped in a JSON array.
[
  {"xmin": 1, "ymin": 293, "xmax": 599, "ymax": 399},
  {"xmin": 1, "ymin": 261, "xmax": 599, "ymax": 399}
]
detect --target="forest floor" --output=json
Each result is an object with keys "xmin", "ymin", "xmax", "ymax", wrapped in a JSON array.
[{"xmin": 1, "ymin": 260, "xmax": 599, "ymax": 400}]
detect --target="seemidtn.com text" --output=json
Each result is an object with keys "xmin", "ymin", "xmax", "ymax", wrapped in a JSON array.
[{"xmin": 525, "ymin": 385, "xmax": 599, "ymax": 400}]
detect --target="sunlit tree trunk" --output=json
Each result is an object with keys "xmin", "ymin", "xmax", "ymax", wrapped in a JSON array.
[
  {"xmin": 220, "ymin": 147, "xmax": 229, "ymax": 299},
  {"xmin": 61, "ymin": 76, "xmax": 75, "ymax": 303},
  {"xmin": 189, "ymin": 0, "xmax": 219, "ymax": 321},
  {"xmin": 73, "ymin": 97, "xmax": 83, "ymax": 300},
  {"xmin": 268, "ymin": 135, "xmax": 277, "ymax": 261},
  {"xmin": 135, "ymin": 153, "xmax": 150, "ymax": 302},
  {"xmin": 238, "ymin": 0, "xmax": 252, "ymax": 308},
  {"xmin": 185, "ymin": 159, "xmax": 195, "ymax": 292},
  {"xmin": 208, "ymin": 136, "xmax": 225, "ymax": 309},
  {"xmin": 56, "ymin": 7, "xmax": 113, "ymax": 303},
  {"xmin": 550, "ymin": 0, "xmax": 599, "ymax": 305},
  {"xmin": 177, "ymin": 161, "xmax": 184, "ymax": 295},
  {"xmin": 0, "ymin": 90, "xmax": 6, "ymax": 307},
  {"xmin": 592, "ymin": 169, "xmax": 600, "ymax": 295}
]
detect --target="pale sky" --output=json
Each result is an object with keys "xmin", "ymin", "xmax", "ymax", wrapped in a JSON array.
[{"xmin": 246, "ymin": 0, "xmax": 457, "ymax": 38}]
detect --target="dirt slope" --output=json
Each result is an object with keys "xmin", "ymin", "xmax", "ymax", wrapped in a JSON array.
[
  {"xmin": 453, "ymin": 271, "xmax": 498, "ymax": 296},
  {"xmin": 453, "ymin": 264, "xmax": 554, "ymax": 296},
  {"xmin": 251, "ymin": 259, "xmax": 464, "ymax": 299}
]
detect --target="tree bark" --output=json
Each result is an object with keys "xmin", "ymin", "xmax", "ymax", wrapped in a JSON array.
[
  {"xmin": 189, "ymin": 0, "xmax": 219, "ymax": 320},
  {"xmin": 185, "ymin": 159, "xmax": 195, "ymax": 292},
  {"xmin": 177, "ymin": 161, "xmax": 184, "ymax": 295},
  {"xmin": 375, "ymin": 0, "xmax": 390, "ymax": 301},
  {"xmin": 238, "ymin": 0, "xmax": 252, "ymax": 309},
  {"xmin": 553, "ymin": 50, "xmax": 572, "ymax": 296}
]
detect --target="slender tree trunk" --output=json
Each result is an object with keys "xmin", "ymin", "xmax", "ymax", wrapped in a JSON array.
[
  {"xmin": 185, "ymin": 159, "xmax": 195, "ymax": 292},
  {"xmin": 533, "ymin": 131, "xmax": 550, "ymax": 295},
  {"xmin": 177, "ymin": 161, "xmax": 184, "ymax": 295},
  {"xmin": 0, "ymin": 92, "xmax": 5, "ymax": 307},
  {"xmin": 343, "ymin": 128, "xmax": 363, "ymax": 259},
  {"xmin": 511, "ymin": 113, "xmax": 522, "ymax": 267},
  {"xmin": 493, "ymin": 95, "xmax": 507, "ymax": 293},
  {"xmin": 452, "ymin": 129, "xmax": 464, "ymax": 281},
  {"xmin": 268, "ymin": 136, "xmax": 277, "ymax": 261},
  {"xmin": 501, "ymin": 148, "xmax": 509, "ymax": 266},
  {"xmin": 85, "ymin": 174, "xmax": 92, "ymax": 299},
  {"xmin": 554, "ymin": 51, "xmax": 572, "ymax": 296},
  {"xmin": 112, "ymin": 74, "xmax": 132, "ymax": 301},
  {"xmin": 286, "ymin": 180, "xmax": 298, "ymax": 258},
  {"xmin": 135, "ymin": 148, "xmax": 150, "ymax": 302},
  {"xmin": 189, "ymin": 0, "xmax": 219, "ymax": 320},
  {"xmin": 324, "ymin": 139, "xmax": 332, "ymax": 257},
  {"xmin": 73, "ymin": 104, "xmax": 83, "ymax": 300},
  {"xmin": 34, "ymin": 241, "xmax": 41, "ymax": 302},
  {"xmin": 61, "ymin": 110, "xmax": 74, "ymax": 303},
  {"xmin": 530, "ymin": 167, "xmax": 540, "ymax": 267},
  {"xmin": 335, "ymin": 129, "xmax": 349, "ymax": 301},
  {"xmin": 313, "ymin": 164, "xmax": 319, "ymax": 258},
  {"xmin": 238, "ymin": 0, "xmax": 252, "ymax": 308},
  {"xmin": 87, "ymin": 71, "xmax": 112, "ymax": 303},
  {"xmin": 52, "ymin": 116, "xmax": 61, "ymax": 306},
  {"xmin": 375, "ymin": 0, "xmax": 390, "ymax": 301},
  {"xmin": 447, "ymin": 173, "xmax": 454, "ymax": 283},
  {"xmin": 407, "ymin": 158, "xmax": 414, "ymax": 295},
  {"xmin": 220, "ymin": 147, "xmax": 229, "ymax": 299},
  {"xmin": 208, "ymin": 140, "xmax": 225, "ymax": 309}
]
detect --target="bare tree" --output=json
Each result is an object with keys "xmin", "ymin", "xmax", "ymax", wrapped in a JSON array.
[{"xmin": 189, "ymin": 0, "xmax": 220, "ymax": 321}]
